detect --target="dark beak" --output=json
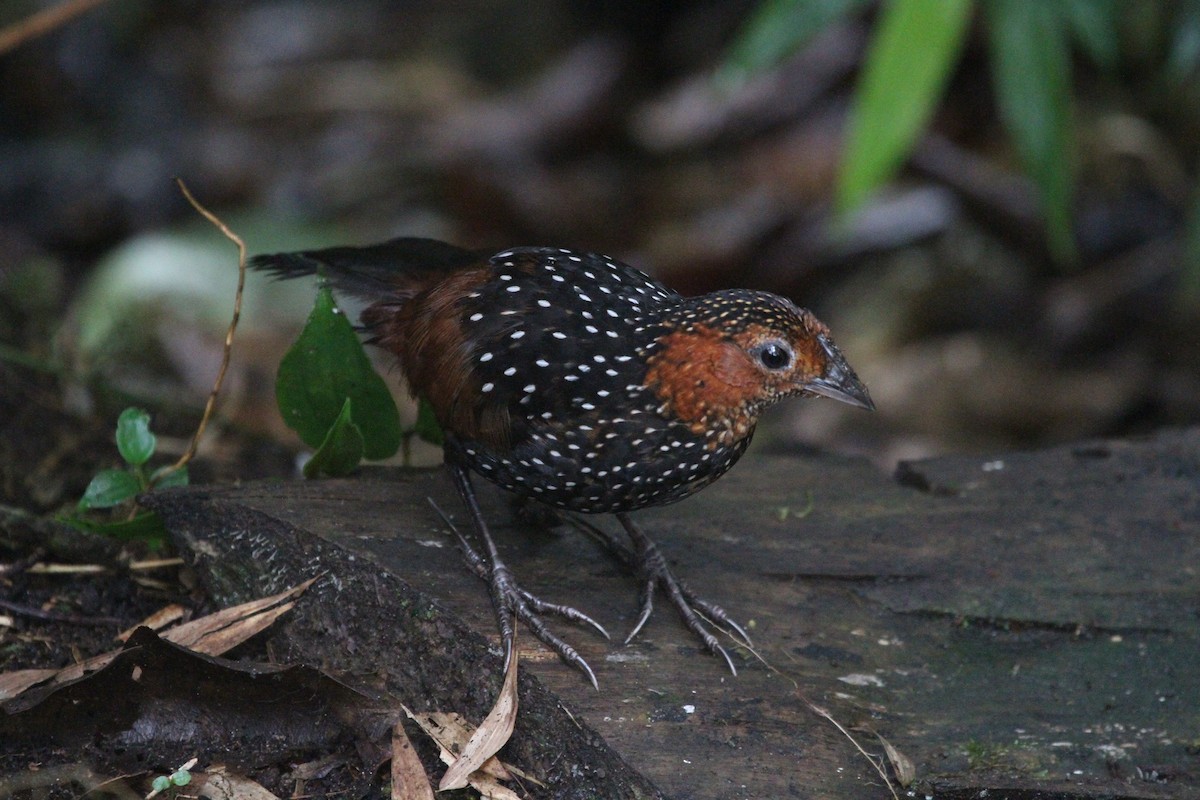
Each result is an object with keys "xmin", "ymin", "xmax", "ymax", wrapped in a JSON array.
[{"xmin": 804, "ymin": 336, "xmax": 875, "ymax": 411}]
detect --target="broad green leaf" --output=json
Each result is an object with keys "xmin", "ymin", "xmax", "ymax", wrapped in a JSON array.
[
  {"xmin": 836, "ymin": 0, "xmax": 973, "ymax": 215},
  {"xmin": 303, "ymin": 398, "xmax": 365, "ymax": 478},
  {"xmin": 78, "ymin": 469, "xmax": 141, "ymax": 510},
  {"xmin": 414, "ymin": 397, "xmax": 444, "ymax": 446},
  {"xmin": 721, "ymin": 0, "xmax": 871, "ymax": 82},
  {"xmin": 115, "ymin": 407, "xmax": 155, "ymax": 466},
  {"xmin": 985, "ymin": 0, "xmax": 1077, "ymax": 265},
  {"xmin": 276, "ymin": 285, "xmax": 401, "ymax": 460}
]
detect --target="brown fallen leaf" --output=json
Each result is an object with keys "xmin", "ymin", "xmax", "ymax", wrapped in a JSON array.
[
  {"xmin": 438, "ymin": 641, "xmax": 520, "ymax": 791},
  {"xmin": 391, "ymin": 721, "xmax": 435, "ymax": 800},
  {"xmin": 0, "ymin": 577, "xmax": 318, "ymax": 701},
  {"xmin": 0, "ymin": 668, "xmax": 58, "ymax": 701},
  {"xmin": 877, "ymin": 732, "xmax": 916, "ymax": 787},
  {"xmin": 197, "ymin": 765, "xmax": 281, "ymax": 800},
  {"xmin": 116, "ymin": 603, "xmax": 186, "ymax": 642},
  {"xmin": 404, "ymin": 710, "xmax": 512, "ymax": 783},
  {"xmin": 469, "ymin": 771, "xmax": 523, "ymax": 800},
  {"xmin": 162, "ymin": 575, "xmax": 320, "ymax": 654}
]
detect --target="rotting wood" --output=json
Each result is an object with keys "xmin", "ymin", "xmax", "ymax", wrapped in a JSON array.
[{"xmin": 139, "ymin": 428, "xmax": 1200, "ymax": 800}]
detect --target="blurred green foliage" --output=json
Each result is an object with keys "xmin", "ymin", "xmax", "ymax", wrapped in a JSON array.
[
  {"xmin": 836, "ymin": 0, "xmax": 972, "ymax": 217},
  {"xmin": 724, "ymin": 0, "xmax": 1200, "ymax": 270}
]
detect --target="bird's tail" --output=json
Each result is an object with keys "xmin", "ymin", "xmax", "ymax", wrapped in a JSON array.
[{"xmin": 249, "ymin": 236, "xmax": 484, "ymax": 303}]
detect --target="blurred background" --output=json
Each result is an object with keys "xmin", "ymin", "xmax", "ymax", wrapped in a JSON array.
[{"xmin": 2, "ymin": 0, "xmax": 1199, "ymax": 498}]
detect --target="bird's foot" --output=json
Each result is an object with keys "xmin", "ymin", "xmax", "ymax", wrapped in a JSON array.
[
  {"xmin": 428, "ymin": 495, "xmax": 607, "ymax": 689},
  {"xmin": 616, "ymin": 513, "xmax": 751, "ymax": 675},
  {"xmin": 488, "ymin": 558, "xmax": 606, "ymax": 689}
]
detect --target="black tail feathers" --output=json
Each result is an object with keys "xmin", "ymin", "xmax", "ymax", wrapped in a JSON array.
[{"xmin": 249, "ymin": 236, "xmax": 483, "ymax": 301}]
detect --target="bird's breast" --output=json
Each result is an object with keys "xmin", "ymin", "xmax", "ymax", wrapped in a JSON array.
[{"xmin": 642, "ymin": 323, "xmax": 761, "ymax": 450}]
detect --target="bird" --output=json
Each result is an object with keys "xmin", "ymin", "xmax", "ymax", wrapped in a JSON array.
[{"xmin": 251, "ymin": 237, "xmax": 874, "ymax": 686}]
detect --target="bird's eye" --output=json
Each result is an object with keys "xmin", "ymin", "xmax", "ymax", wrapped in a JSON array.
[{"xmin": 757, "ymin": 341, "xmax": 792, "ymax": 370}]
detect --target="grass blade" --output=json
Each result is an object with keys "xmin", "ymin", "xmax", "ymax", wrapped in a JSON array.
[{"xmin": 836, "ymin": 0, "xmax": 974, "ymax": 215}]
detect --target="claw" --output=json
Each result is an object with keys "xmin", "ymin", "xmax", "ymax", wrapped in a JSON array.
[
  {"xmin": 434, "ymin": 470, "xmax": 605, "ymax": 687},
  {"xmin": 616, "ymin": 512, "xmax": 745, "ymax": 674},
  {"xmin": 624, "ymin": 588, "xmax": 655, "ymax": 645},
  {"xmin": 519, "ymin": 589, "xmax": 610, "ymax": 640}
]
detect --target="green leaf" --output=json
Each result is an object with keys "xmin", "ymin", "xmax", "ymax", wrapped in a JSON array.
[
  {"xmin": 90, "ymin": 511, "xmax": 169, "ymax": 545},
  {"xmin": 276, "ymin": 285, "xmax": 401, "ymax": 460},
  {"xmin": 303, "ymin": 398, "xmax": 365, "ymax": 478},
  {"xmin": 721, "ymin": 0, "xmax": 871, "ymax": 82},
  {"xmin": 152, "ymin": 465, "xmax": 189, "ymax": 489},
  {"xmin": 836, "ymin": 0, "xmax": 974, "ymax": 214},
  {"xmin": 63, "ymin": 510, "xmax": 169, "ymax": 547},
  {"xmin": 78, "ymin": 469, "xmax": 141, "ymax": 511},
  {"xmin": 115, "ymin": 407, "xmax": 156, "ymax": 466},
  {"xmin": 1165, "ymin": 0, "xmax": 1200, "ymax": 84},
  {"xmin": 1062, "ymin": 0, "xmax": 1120, "ymax": 70},
  {"xmin": 414, "ymin": 397, "xmax": 444, "ymax": 446},
  {"xmin": 985, "ymin": 0, "xmax": 1077, "ymax": 265}
]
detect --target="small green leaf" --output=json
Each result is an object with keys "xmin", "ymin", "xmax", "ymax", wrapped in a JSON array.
[
  {"xmin": 151, "ymin": 465, "xmax": 189, "ymax": 489},
  {"xmin": 115, "ymin": 407, "xmax": 156, "ymax": 466},
  {"xmin": 836, "ymin": 0, "xmax": 974, "ymax": 215},
  {"xmin": 152, "ymin": 776, "xmax": 171, "ymax": 793},
  {"xmin": 721, "ymin": 0, "xmax": 871, "ymax": 82},
  {"xmin": 170, "ymin": 770, "xmax": 192, "ymax": 787},
  {"xmin": 303, "ymin": 398, "xmax": 365, "ymax": 478},
  {"xmin": 985, "ymin": 0, "xmax": 1077, "ymax": 265},
  {"xmin": 276, "ymin": 285, "xmax": 401, "ymax": 460},
  {"xmin": 414, "ymin": 397, "xmax": 444, "ymax": 446},
  {"xmin": 78, "ymin": 469, "xmax": 141, "ymax": 510},
  {"xmin": 65, "ymin": 511, "xmax": 169, "ymax": 547}
]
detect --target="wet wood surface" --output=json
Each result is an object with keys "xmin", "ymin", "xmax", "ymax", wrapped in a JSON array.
[{"xmin": 146, "ymin": 428, "xmax": 1200, "ymax": 800}]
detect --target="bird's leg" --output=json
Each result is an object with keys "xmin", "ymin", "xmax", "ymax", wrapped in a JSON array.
[
  {"xmin": 615, "ymin": 513, "xmax": 752, "ymax": 674},
  {"xmin": 444, "ymin": 464, "xmax": 606, "ymax": 688}
]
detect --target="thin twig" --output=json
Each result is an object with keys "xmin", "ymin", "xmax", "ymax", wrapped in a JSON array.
[
  {"xmin": 811, "ymin": 704, "xmax": 898, "ymax": 799},
  {"xmin": 0, "ymin": 0, "xmax": 111, "ymax": 56},
  {"xmin": 163, "ymin": 178, "xmax": 246, "ymax": 477},
  {"xmin": 0, "ymin": 597, "xmax": 123, "ymax": 626},
  {"xmin": 765, "ymin": 647, "xmax": 902, "ymax": 800},
  {"xmin": 0, "ymin": 549, "xmax": 45, "ymax": 578}
]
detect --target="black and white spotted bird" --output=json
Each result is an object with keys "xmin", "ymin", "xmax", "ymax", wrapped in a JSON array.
[{"xmin": 252, "ymin": 237, "xmax": 874, "ymax": 685}]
